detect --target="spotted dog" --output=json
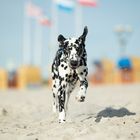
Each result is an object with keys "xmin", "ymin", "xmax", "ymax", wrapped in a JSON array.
[{"xmin": 52, "ymin": 26, "xmax": 88, "ymax": 123}]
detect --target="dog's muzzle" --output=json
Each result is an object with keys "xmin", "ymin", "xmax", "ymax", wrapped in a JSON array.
[{"xmin": 69, "ymin": 60, "xmax": 79, "ymax": 69}]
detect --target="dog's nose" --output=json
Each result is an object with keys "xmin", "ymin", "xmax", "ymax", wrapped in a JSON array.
[{"xmin": 70, "ymin": 60, "xmax": 78, "ymax": 67}]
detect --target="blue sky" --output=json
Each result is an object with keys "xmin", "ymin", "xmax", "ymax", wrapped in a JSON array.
[{"xmin": 0, "ymin": 0, "xmax": 140, "ymax": 76}]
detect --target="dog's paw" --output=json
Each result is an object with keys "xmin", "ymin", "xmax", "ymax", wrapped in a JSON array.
[
  {"xmin": 76, "ymin": 90, "xmax": 86, "ymax": 102},
  {"xmin": 75, "ymin": 94, "xmax": 85, "ymax": 102},
  {"xmin": 59, "ymin": 110, "xmax": 66, "ymax": 123},
  {"xmin": 59, "ymin": 119, "xmax": 66, "ymax": 123}
]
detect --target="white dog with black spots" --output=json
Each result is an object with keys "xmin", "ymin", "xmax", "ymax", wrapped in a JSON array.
[{"xmin": 52, "ymin": 26, "xmax": 88, "ymax": 123}]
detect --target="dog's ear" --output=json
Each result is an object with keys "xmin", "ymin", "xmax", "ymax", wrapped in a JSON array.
[
  {"xmin": 58, "ymin": 34, "xmax": 66, "ymax": 44},
  {"xmin": 78, "ymin": 26, "xmax": 88, "ymax": 43}
]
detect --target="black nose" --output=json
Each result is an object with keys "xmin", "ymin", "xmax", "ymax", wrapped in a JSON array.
[{"xmin": 70, "ymin": 60, "xmax": 78, "ymax": 67}]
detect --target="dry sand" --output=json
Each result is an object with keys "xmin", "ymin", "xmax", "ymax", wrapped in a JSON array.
[{"xmin": 0, "ymin": 84, "xmax": 140, "ymax": 140}]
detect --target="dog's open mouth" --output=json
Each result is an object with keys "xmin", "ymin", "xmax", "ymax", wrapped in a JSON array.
[
  {"xmin": 69, "ymin": 63, "xmax": 79, "ymax": 69},
  {"xmin": 69, "ymin": 60, "xmax": 80, "ymax": 69}
]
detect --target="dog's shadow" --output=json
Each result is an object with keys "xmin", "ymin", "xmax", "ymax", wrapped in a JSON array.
[{"xmin": 95, "ymin": 107, "xmax": 136, "ymax": 123}]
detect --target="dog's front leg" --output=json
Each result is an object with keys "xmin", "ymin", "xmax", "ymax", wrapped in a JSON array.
[
  {"xmin": 52, "ymin": 79, "xmax": 59, "ymax": 113},
  {"xmin": 58, "ymin": 87, "xmax": 67, "ymax": 123},
  {"xmin": 76, "ymin": 66, "xmax": 88, "ymax": 102}
]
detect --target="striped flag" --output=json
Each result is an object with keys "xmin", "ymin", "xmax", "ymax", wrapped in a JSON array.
[
  {"xmin": 78, "ymin": 0, "xmax": 97, "ymax": 7},
  {"xmin": 26, "ymin": 2, "xmax": 42, "ymax": 18},
  {"xmin": 39, "ymin": 16, "xmax": 51, "ymax": 26},
  {"xmin": 26, "ymin": 2, "xmax": 51, "ymax": 27},
  {"xmin": 54, "ymin": 0, "xmax": 75, "ymax": 12}
]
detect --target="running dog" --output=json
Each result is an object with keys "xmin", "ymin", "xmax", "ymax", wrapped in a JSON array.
[{"xmin": 52, "ymin": 26, "xmax": 88, "ymax": 123}]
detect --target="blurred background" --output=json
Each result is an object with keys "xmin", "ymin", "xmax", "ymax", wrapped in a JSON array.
[{"xmin": 0, "ymin": 0, "xmax": 140, "ymax": 89}]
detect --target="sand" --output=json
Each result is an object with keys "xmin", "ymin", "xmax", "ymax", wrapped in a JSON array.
[{"xmin": 0, "ymin": 84, "xmax": 140, "ymax": 140}]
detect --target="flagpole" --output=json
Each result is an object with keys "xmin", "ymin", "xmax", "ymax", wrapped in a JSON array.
[
  {"xmin": 22, "ymin": 1, "xmax": 31, "ymax": 66},
  {"xmin": 48, "ymin": 0, "xmax": 58, "ymax": 78},
  {"xmin": 75, "ymin": 2, "xmax": 83, "ymax": 37},
  {"xmin": 76, "ymin": 0, "xmax": 98, "ymax": 37},
  {"xmin": 33, "ymin": 20, "xmax": 43, "ymax": 67},
  {"xmin": 51, "ymin": 0, "xmax": 58, "ymax": 52}
]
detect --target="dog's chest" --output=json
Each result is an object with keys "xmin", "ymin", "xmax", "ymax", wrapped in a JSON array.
[{"xmin": 58, "ymin": 61, "xmax": 77, "ymax": 79}]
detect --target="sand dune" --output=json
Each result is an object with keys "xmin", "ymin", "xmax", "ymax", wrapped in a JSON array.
[{"xmin": 0, "ymin": 84, "xmax": 140, "ymax": 140}]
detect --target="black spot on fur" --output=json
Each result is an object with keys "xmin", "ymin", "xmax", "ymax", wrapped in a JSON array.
[
  {"xmin": 83, "ymin": 53, "xmax": 86, "ymax": 57},
  {"xmin": 79, "ymin": 60, "xmax": 83, "ymax": 66},
  {"xmin": 85, "ymin": 71, "xmax": 88, "ymax": 76},
  {"xmin": 63, "ymin": 85, "xmax": 66, "ymax": 88},
  {"xmin": 53, "ymin": 93, "xmax": 55, "ymax": 98},
  {"xmin": 83, "ymin": 59, "xmax": 87, "ymax": 66},
  {"xmin": 84, "ymin": 69, "xmax": 87, "ymax": 72},
  {"xmin": 59, "ymin": 76, "xmax": 64, "ymax": 85},
  {"xmin": 55, "ymin": 75, "xmax": 58, "ymax": 79},
  {"xmin": 58, "ymin": 86, "xmax": 62, "ymax": 92},
  {"xmin": 80, "ymin": 72, "xmax": 83, "ymax": 75},
  {"xmin": 64, "ymin": 66, "xmax": 68, "ymax": 70},
  {"xmin": 60, "ymin": 90, "xmax": 63, "ymax": 95},
  {"xmin": 75, "ymin": 39, "xmax": 79, "ymax": 44}
]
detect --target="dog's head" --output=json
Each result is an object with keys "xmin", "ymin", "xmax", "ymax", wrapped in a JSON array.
[{"xmin": 58, "ymin": 26, "xmax": 88, "ymax": 69}]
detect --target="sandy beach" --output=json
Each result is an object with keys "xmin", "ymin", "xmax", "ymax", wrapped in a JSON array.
[{"xmin": 0, "ymin": 84, "xmax": 140, "ymax": 140}]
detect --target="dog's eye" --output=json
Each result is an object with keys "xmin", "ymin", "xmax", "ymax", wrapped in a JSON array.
[
  {"xmin": 64, "ymin": 43, "xmax": 67, "ymax": 48},
  {"xmin": 76, "ymin": 47, "xmax": 80, "ymax": 51},
  {"xmin": 63, "ymin": 41, "xmax": 68, "ymax": 49},
  {"xmin": 76, "ymin": 47, "xmax": 82, "ymax": 55}
]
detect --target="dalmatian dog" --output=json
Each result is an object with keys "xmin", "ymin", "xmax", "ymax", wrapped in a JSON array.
[{"xmin": 51, "ymin": 26, "xmax": 88, "ymax": 123}]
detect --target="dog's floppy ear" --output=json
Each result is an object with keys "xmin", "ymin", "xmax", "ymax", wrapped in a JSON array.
[
  {"xmin": 58, "ymin": 34, "xmax": 66, "ymax": 44},
  {"xmin": 79, "ymin": 26, "xmax": 88, "ymax": 43}
]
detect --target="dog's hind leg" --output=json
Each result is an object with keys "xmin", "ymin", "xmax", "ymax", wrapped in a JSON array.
[
  {"xmin": 65, "ymin": 83, "xmax": 76, "ymax": 111},
  {"xmin": 52, "ymin": 92, "xmax": 58, "ymax": 113}
]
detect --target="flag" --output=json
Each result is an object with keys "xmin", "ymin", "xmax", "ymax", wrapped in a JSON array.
[
  {"xmin": 54, "ymin": 0, "xmax": 75, "ymax": 12},
  {"xmin": 39, "ymin": 16, "xmax": 51, "ymax": 26},
  {"xmin": 26, "ymin": 2, "xmax": 51, "ymax": 26},
  {"xmin": 26, "ymin": 2, "xmax": 42, "ymax": 18},
  {"xmin": 78, "ymin": 0, "xmax": 97, "ymax": 7}
]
